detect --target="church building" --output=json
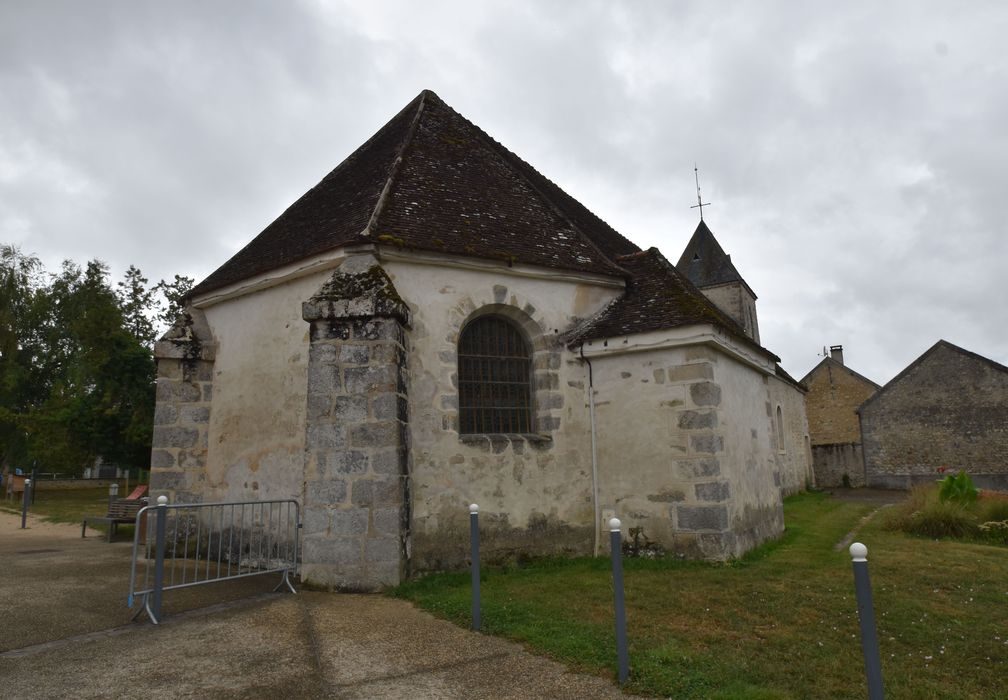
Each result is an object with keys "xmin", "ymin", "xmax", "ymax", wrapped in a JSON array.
[{"xmin": 150, "ymin": 90, "xmax": 810, "ymax": 590}]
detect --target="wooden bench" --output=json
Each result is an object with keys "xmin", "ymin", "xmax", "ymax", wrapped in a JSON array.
[
  {"xmin": 82, "ymin": 498, "xmax": 147, "ymax": 543},
  {"xmin": 5, "ymin": 474, "xmax": 26, "ymax": 502}
]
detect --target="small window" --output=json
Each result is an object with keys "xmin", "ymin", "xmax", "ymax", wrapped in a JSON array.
[
  {"xmin": 458, "ymin": 316, "xmax": 533, "ymax": 434},
  {"xmin": 776, "ymin": 405, "xmax": 785, "ymax": 452}
]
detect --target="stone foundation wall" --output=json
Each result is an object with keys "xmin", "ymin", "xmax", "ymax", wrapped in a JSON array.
[{"xmin": 811, "ymin": 443, "xmax": 865, "ymax": 488}]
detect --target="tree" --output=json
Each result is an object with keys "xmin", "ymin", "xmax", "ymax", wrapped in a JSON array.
[
  {"xmin": 117, "ymin": 265, "xmax": 156, "ymax": 346},
  {"xmin": 154, "ymin": 274, "xmax": 194, "ymax": 332},
  {"xmin": 29, "ymin": 259, "xmax": 156, "ymax": 472},
  {"xmin": 0, "ymin": 245, "xmax": 46, "ymax": 472}
]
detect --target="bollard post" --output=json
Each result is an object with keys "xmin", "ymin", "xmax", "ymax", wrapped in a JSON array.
[
  {"xmin": 150, "ymin": 495, "xmax": 168, "ymax": 624},
  {"xmin": 108, "ymin": 481, "xmax": 120, "ymax": 509},
  {"xmin": 21, "ymin": 479, "xmax": 31, "ymax": 529},
  {"xmin": 849, "ymin": 542, "xmax": 884, "ymax": 700},
  {"xmin": 609, "ymin": 517, "xmax": 629, "ymax": 684},
  {"xmin": 470, "ymin": 503, "xmax": 481, "ymax": 631}
]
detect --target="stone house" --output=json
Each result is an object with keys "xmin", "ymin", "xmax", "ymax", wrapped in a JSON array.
[
  {"xmin": 858, "ymin": 340, "xmax": 1008, "ymax": 490},
  {"xmin": 801, "ymin": 346, "xmax": 880, "ymax": 487},
  {"xmin": 150, "ymin": 90, "xmax": 811, "ymax": 590}
]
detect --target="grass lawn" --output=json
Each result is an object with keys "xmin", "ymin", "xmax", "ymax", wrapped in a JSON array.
[
  {"xmin": 394, "ymin": 493, "xmax": 1008, "ymax": 699},
  {"xmin": 0, "ymin": 486, "xmax": 134, "ymax": 537}
]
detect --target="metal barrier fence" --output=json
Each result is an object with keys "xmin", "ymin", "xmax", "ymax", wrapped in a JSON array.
[{"xmin": 129, "ymin": 496, "xmax": 300, "ymax": 624}]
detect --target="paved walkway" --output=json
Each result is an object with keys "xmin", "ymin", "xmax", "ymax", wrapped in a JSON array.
[{"xmin": 0, "ymin": 512, "xmax": 638, "ymax": 699}]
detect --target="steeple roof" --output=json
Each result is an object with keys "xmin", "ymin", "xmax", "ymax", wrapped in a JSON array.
[
  {"xmin": 191, "ymin": 90, "xmax": 639, "ymax": 297},
  {"xmin": 675, "ymin": 220, "xmax": 756, "ymax": 298}
]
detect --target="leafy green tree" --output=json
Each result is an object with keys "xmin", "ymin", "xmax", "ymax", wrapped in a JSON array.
[
  {"xmin": 29, "ymin": 259, "xmax": 156, "ymax": 472},
  {"xmin": 117, "ymin": 264, "xmax": 156, "ymax": 346},
  {"xmin": 154, "ymin": 274, "xmax": 194, "ymax": 332},
  {"xmin": 0, "ymin": 245, "xmax": 46, "ymax": 472}
]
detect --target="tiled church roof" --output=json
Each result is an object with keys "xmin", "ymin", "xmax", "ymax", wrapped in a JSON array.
[
  {"xmin": 567, "ymin": 247, "xmax": 777, "ymax": 360},
  {"xmin": 675, "ymin": 220, "xmax": 756, "ymax": 297},
  {"xmin": 191, "ymin": 90, "xmax": 639, "ymax": 297}
]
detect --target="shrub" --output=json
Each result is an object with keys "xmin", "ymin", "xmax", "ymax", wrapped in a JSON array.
[
  {"xmin": 882, "ymin": 484, "xmax": 934, "ymax": 531},
  {"xmin": 978, "ymin": 492, "xmax": 1008, "ymax": 523},
  {"xmin": 937, "ymin": 471, "xmax": 978, "ymax": 506},
  {"xmin": 977, "ymin": 520, "xmax": 1008, "ymax": 545},
  {"xmin": 906, "ymin": 500, "xmax": 979, "ymax": 540}
]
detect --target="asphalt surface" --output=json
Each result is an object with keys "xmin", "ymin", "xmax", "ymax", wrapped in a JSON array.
[{"xmin": 0, "ymin": 512, "xmax": 639, "ymax": 699}]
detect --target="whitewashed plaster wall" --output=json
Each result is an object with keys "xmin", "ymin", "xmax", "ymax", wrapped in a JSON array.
[
  {"xmin": 198, "ymin": 270, "xmax": 334, "ymax": 504},
  {"xmin": 383, "ymin": 259, "xmax": 621, "ymax": 570},
  {"xmin": 768, "ymin": 376, "xmax": 812, "ymax": 495},
  {"xmin": 713, "ymin": 353, "xmax": 785, "ymax": 553},
  {"xmin": 589, "ymin": 345, "xmax": 716, "ymax": 552}
]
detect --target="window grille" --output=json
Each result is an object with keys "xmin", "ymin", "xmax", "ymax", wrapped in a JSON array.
[{"xmin": 458, "ymin": 316, "xmax": 533, "ymax": 434}]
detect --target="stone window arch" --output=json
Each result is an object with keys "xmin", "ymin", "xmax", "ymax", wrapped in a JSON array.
[{"xmin": 458, "ymin": 315, "xmax": 533, "ymax": 434}]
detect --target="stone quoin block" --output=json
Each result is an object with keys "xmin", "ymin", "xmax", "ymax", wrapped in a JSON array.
[
  {"xmin": 689, "ymin": 382, "xmax": 722, "ymax": 407},
  {"xmin": 677, "ymin": 505, "xmax": 729, "ymax": 531},
  {"xmin": 676, "ymin": 458, "xmax": 721, "ymax": 478},
  {"xmin": 695, "ymin": 481, "xmax": 731, "ymax": 502}
]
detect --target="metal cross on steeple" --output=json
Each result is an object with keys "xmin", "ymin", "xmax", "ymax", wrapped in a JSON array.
[{"xmin": 691, "ymin": 164, "xmax": 711, "ymax": 221}]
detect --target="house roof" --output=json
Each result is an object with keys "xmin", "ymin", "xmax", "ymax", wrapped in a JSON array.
[
  {"xmin": 191, "ymin": 90, "xmax": 639, "ymax": 298},
  {"xmin": 566, "ymin": 247, "xmax": 778, "ymax": 361},
  {"xmin": 799, "ymin": 356, "xmax": 881, "ymax": 390},
  {"xmin": 857, "ymin": 339, "xmax": 1008, "ymax": 413},
  {"xmin": 675, "ymin": 220, "xmax": 756, "ymax": 298}
]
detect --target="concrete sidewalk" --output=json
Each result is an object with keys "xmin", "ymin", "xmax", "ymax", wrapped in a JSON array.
[{"xmin": 0, "ymin": 513, "xmax": 638, "ymax": 699}]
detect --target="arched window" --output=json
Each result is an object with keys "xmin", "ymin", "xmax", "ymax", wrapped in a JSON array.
[
  {"xmin": 776, "ymin": 405, "xmax": 785, "ymax": 452},
  {"xmin": 458, "ymin": 316, "xmax": 533, "ymax": 434}
]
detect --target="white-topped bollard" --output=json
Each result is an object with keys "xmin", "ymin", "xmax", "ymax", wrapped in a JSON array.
[
  {"xmin": 849, "ymin": 542, "xmax": 884, "ymax": 699},
  {"xmin": 469, "ymin": 503, "xmax": 481, "ymax": 631},
  {"xmin": 609, "ymin": 517, "xmax": 629, "ymax": 684},
  {"xmin": 21, "ymin": 478, "xmax": 32, "ymax": 529},
  {"xmin": 150, "ymin": 494, "xmax": 170, "ymax": 624}
]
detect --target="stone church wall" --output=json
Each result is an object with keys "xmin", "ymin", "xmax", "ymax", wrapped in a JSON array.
[
  {"xmin": 591, "ymin": 344, "xmax": 783, "ymax": 560},
  {"xmin": 710, "ymin": 352, "xmax": 785, "ymax": 555},
  {"xmin": 768, "ymin": 375, "xmax": 812, "ymax": 495},
  {"xmin": 151, "ymin": 253, "xmax": 798, "ymax": 583},
  {"xmin": 860, "ymin": 343, "xmax": 1008, "ymax": 490},
  {"xmin": 385, "ymin": 259, "xmax": 620, "ymax": 571},
  {"xmin": 196, "ymin": 272, "xmax": 329, "ymax": 505}
]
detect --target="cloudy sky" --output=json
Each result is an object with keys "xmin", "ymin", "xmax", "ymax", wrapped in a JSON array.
[{"xmin": 3, "ymin": 1, "xmax": 1005, "ymax": 383}]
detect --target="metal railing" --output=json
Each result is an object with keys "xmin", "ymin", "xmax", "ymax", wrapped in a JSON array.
[{"xmin": 128, "ymin": 496, "xmax": 300, "ymax": 624}]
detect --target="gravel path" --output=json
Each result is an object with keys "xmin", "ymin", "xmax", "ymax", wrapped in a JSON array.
[{"xmin": 0, "ymin": 512, "xmax": 640, "ymax": 699}]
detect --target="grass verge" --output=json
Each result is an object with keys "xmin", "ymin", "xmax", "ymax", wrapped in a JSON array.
[
  {"xmin": 394, "ymin": 492, "xmax": 1008, "ymax": 699},
  {"xmin": 0, "ymin": 486, "xmax": 134, "ymax": 537}
]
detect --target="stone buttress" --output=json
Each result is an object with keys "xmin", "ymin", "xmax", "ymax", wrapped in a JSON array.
[
  {"xmin": 149, "ymin": 309, "xmax": 217, "ymax": 503},
  {"xmin": 300, "ymin": 253, "xmax": 411, "ymax": 590}
]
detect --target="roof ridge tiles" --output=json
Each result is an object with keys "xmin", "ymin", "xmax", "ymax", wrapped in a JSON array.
[{"xmin": 364, "ymin": 91, "xmax": 428, "ymax": 237}]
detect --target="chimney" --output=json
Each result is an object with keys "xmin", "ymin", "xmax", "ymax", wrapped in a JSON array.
[{"xmin": 830, "ymin": 345, "xmax": 844, "ymax": 366}]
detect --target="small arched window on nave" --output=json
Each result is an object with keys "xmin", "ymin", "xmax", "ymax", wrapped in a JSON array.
[
  {"xmin": 776, "ymin": 405, "xmax": 785, "ymax": 453},
  {"xmin": 458, "ymin": 316, "xmax": 533, "ymax": 434}
]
